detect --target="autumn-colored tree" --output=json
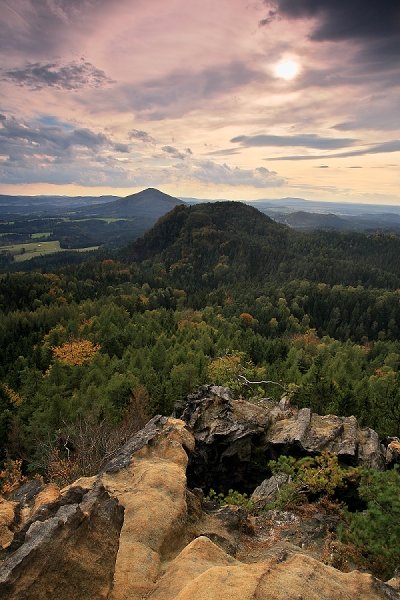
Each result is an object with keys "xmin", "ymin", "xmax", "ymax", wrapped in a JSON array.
[
  {"xmin": 52, "ymin": 339, "xmax": 101, "ymax": 366},
  {"xmin": 239, "ymin": 312, "xmax": 255, "ymax": 326}
]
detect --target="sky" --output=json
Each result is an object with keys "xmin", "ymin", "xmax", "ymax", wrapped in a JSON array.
[{"xmin": 0, "ymin": 0, "xmax": 399, "ymax": 203}]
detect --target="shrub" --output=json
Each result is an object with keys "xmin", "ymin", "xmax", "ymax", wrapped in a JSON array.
[
  {"xmin": 267, "ymin": 451, "xmax": 360, "ymax": 508},
  {"xmin": 340, "ymin": 466, "xmax": 400, "ymax": 580},
  {"xmin": 205, "ymin": 488, "xmax": 254, "ymax": 511}
]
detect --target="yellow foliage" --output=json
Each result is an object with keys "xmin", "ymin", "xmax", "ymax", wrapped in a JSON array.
[
  {"xmin": 52, "ymin": 339, "xmax": 101, "ymax": 366},
  {"xmin": 2, "ymin": 384, "xmax": 23, "ymax": 406}
]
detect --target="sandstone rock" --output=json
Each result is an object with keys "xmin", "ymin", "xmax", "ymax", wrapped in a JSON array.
[
  {"xmin": 103, "ymin": 418, "xmax": 195, "ymax": 600},
  {"xmin": 149, "ymin": 536, "xmax": 398, "ymax": 600},
  {"xmin": 31, "ymin": 484, "xmax": 60, "ymax": 516},
  {"xmin": 0, "ymin": 418, "xmax": 193, "ymax": 600},
  {"xmin": 180, "ymin": 385, "xmax": 386, "ymax": 493},
  {"xmin": 0, "ymin": 389, "xmax": 397, "ymax": 600},
  {"xmin": 0, "ymin": 483, "xmax": 124, "ymax": 599},
  {"xmin": 387, "ymin": 577, "xmax": 400, "ymax": 592},
  {"xmin": 0, "ymin": 498, "xmax": 19, "ymax": 549}
]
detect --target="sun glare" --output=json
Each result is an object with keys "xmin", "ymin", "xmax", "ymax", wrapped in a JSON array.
[{"xmin": 273, "ymin": 58, "xmax": 300, "ymax": 81}]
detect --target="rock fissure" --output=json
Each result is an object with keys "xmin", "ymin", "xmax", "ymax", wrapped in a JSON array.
[{"xmin": 0, "ymin": 387, "xmax": 398, "ymax": 600}]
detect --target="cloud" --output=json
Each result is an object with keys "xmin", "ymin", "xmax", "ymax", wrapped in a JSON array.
[
  {"xmin": 118, "ymin": 61, "xmax": 261, "ymax": 119},
  {"xmin": 264, "ymin": 0, "xmax": 400, "ymax": 41},
  {"xmin": 266, "ymin": 139, "xmax": 400, "ymax": 160},
  {"xmin": 128, "ymin": 129, "xmax": 155, "ymax": 144},
  {"xmin": 0, "ymin": 114, "xmax": 111, "ymax": 153},
  {"xmin": 0, "ymin": 112, "xmax": 286, "ymax": 191},
  {"xmin": 263, "ymin": 0, "xmax": 400, "ymax": 67},
  {"xmin": 231, "ymin": 133, "xmax": 357, "ymax": 149},
  {"xmin": 186, "ymin": 161, "xmax": 285, "ymax": 188},
  {"xmin": 0, "ymin": 0, "xmax": 111, "ymax": 55},
  {"xmin": 1, "ymin": 60, "xmax": 113, "ymax": 90},
  {"xmin": 0, "ymin": 112, "xmax": 135, "ymax": 185},
  {"xmin": 162, "ymin": 145, "xmax": 186, "ymax": 160},
  {"xmin": 204, "ymin": 148, "xmax": 242, "ymax": 157}
]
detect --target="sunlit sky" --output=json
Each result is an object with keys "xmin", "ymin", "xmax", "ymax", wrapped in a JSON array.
[{"xmin": 1, "ymin": 0, "xmax": 399, "ymax": 203}]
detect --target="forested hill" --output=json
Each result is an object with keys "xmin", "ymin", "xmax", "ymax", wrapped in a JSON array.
[
  {"xmin": 122, "ymin": 202, "xmax": 288, "ymax": 286},
  {"xmin": 121, "ymin": 201, "xmax": 400, "ymax": 290}
]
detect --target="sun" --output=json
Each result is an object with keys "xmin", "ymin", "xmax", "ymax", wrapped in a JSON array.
[{"xmin": 273, "ymin": 58, "xmax": 300, "ymax": 81}]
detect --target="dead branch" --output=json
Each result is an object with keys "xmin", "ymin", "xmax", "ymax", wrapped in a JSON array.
[{"xmin": 237, "ymin": 375, "xmax": 285, "ymax": 389}]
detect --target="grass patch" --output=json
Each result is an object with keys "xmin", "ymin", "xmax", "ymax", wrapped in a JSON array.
[
  {"xmin": 75, "ymin": 246, "xmax": 99, "ymax": 252},
  {"xmin": 0, "ymin": 241, "xmax": 98, "ymax": 261},
  {"xmin": 71, "ymin": 217, "xmax": 128, "ymax": 223},
  {"xmin": 31, "ymin": 232, "xmax": 51, "ymax": 239}
]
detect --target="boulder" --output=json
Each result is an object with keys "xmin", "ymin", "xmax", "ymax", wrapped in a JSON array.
[
  {"xmin": 180, "ymin": 386, "xmax": 386, "ymax": 492},
  {"xmin": 251, "ymin": 473, "xmax": 291, "ymax": 505}
]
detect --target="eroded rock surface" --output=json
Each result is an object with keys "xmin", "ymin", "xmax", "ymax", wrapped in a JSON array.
[
  {"xmin": 181, "ymin": 385, "xmax": 386, "ymax": 492},
  {"xmin": 0, "ymin": 387, "xmax": 398, "ymax": 600}
]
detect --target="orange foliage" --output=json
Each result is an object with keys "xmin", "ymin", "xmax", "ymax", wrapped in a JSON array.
[
  {"xmin": 47, "ymin": 449, "xmax": 79, "ymax": 487},
  {"xmin": 0, "ymin": 459, "xmax": 26, "ymax": 495},
  {"xmin": 293, "ymin": 329, "xmax": 320, "ymax": 346},
  {"xmin": 52, "ymin": 339, "xmax": 100, "ymax": 366},
  {"xmin": 240, "ymin": 312, "xmax": 255, "ymax": 326}
]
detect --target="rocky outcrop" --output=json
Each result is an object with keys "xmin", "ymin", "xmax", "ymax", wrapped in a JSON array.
[
  {"xmin": 251, "ymin": 473, "xmax": 291, "ymax": 506},
  {"xmin": 0, "ymin": 387, "xmax": 398, "ymax": 600},
  {"xmin": 150, "ymin": 536, "xmax": 398, "ymax": 600},
  {"xmin": 0, "ymin": 417, "xmax": 195, "ymax": 600},
  {"xmin": 181, "ymin": 385, "xmax": 386, "ymax": 492}
]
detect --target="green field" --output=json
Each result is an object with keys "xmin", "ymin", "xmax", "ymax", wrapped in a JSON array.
[
  {"xmin": 73, "ymin": 217, "xmax": 127, "ymax": 223},
  {"xmin": 31, "ymin": 232, "xmax": 51, "ymax": 239},
  {"xmin": 0, "ymin": 240, "xmax": 99, "ymax": 262}
]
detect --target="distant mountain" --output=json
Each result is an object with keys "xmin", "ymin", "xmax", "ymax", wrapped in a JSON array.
[
  {"xmin": 180, "ymin": 196, "xmax": 400, "ymax": 217},
  {"xmin": 0, "ymin": 194, "xmax": 118, "ymax": 216},
  {"xmin": 270, "ymin": 210, "xmax": 400, "ymax": 232},
  {"xmin": 76, "ymin": 188, "xmax": 185, "ymax": 218},
  {"xmin": 276, "ymin": 211, "xmax": 352, "ymax": 230}
]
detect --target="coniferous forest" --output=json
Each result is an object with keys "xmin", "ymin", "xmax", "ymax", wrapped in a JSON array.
[{"xmin": 1, "ymin": 202, "xmax": 400, "ymax": 477}]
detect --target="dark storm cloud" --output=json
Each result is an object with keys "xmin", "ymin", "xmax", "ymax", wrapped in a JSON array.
[
  {"xmin": 231, "ymin": 133, "xmax": 357, "ymax": 149},
  {"xmin": 263, "ymin": 0, "xmax": 400, "ymax": 64},
  {"xmin": 264, "ymin": 0, "xmax": 400, "ymax": 40},
  {"xmin": 266, "ymin": 139, "xmax": 400, "ymax": 160},
  {"xmin": 1, "ymin": 60, "xmax": 113, "ymax": 90}
]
